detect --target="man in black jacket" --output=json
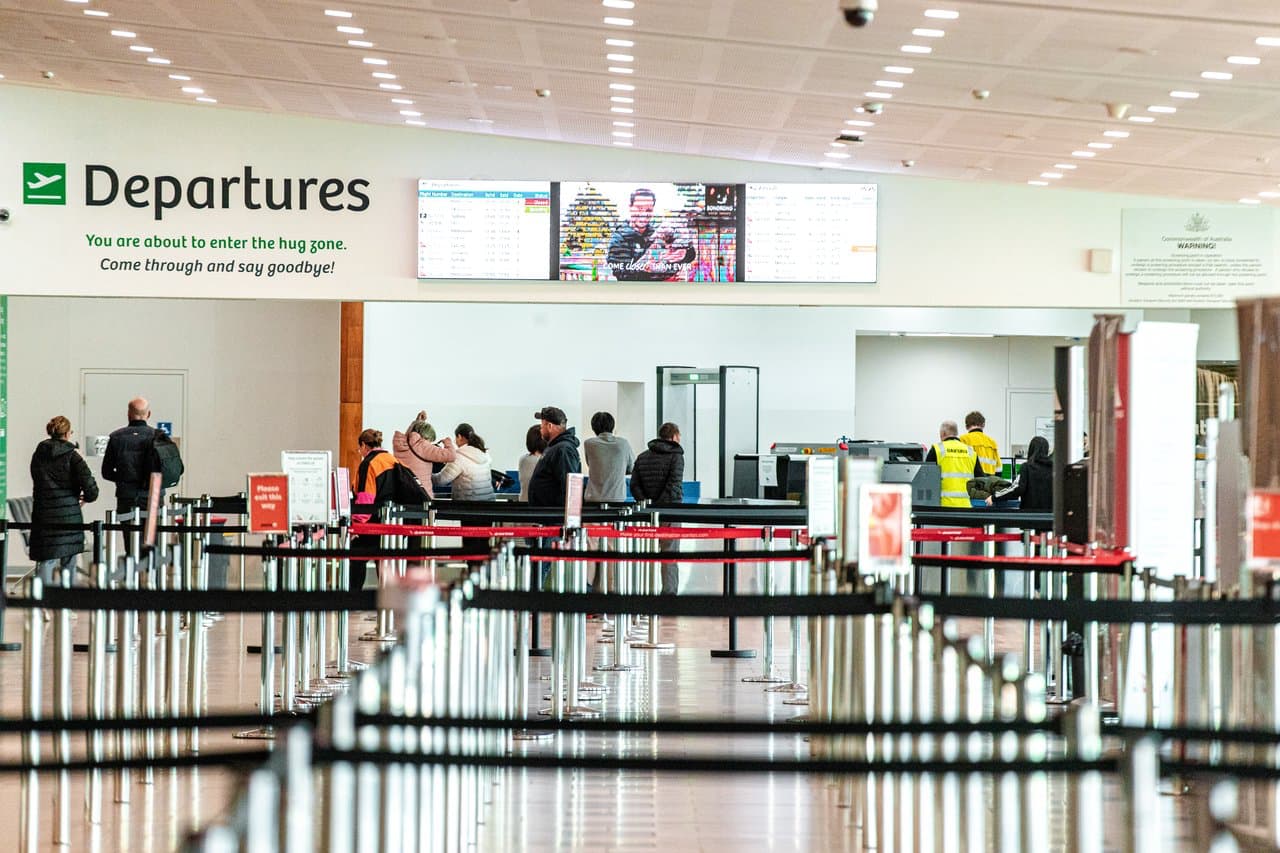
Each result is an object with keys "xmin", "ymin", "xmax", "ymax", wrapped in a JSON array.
[
  {"xmin": 527, "ymin": 406, "xmax": 581, "ymax": 507},
  {"xmin": 629, "ymin": 422, "xmax": 685, "ymax": 593},
  {"xmin": 102, "ymin": 397, "xmax": 161, "ymax": 513},
  {"xmin": 605, "ymin": 188, "xmax": 696, "ymax": 282}
]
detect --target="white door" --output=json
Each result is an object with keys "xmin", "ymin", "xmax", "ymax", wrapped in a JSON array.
[
  {"xmin": 80, "ymin": 369, "xmax": 187, "ymax": 520},
  {"xmin": 1005, "ymin": 388, "xmax": 1054, "ymax": 456}
]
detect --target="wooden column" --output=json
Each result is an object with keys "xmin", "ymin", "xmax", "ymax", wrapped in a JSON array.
[{"xmin": 339, "ymin": 302, "xmax": 363, "ymax": 482}]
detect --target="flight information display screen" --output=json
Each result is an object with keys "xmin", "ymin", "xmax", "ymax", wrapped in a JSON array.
[
  {"xmin": 743, "ymin": 183, "xmax": 878, "ymax": 283},
  {"xmin": 416, "ymin": 180, "xmax": 552, "ymax": 279}
]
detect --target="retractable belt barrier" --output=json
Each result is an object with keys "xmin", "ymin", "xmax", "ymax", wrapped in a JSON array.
[{"xmin": 351, "ymin": 522, "xmax": 809, "ymax": 540}]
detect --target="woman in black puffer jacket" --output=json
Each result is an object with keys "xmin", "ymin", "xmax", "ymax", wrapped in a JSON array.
[{"xmin": 30, "ymin": 415, "xmax": 99, "ymax": 585}]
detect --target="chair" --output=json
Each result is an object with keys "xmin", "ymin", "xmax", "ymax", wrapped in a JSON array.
[{"xmin": 6, "ymin": 497, "xmax": 34, "ymax": 593}]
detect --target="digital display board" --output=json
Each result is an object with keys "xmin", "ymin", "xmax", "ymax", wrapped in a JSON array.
[
  {"xmin": 744, "ymin": 183, "xmax": 878, "ymax": 283},
  {"xmin": 416, "ymin": 180, "xmax": 552, "ymax": 279},
  {"xmin": 558, "ymin": 182, "xmax": 738, "ymax": 282}
]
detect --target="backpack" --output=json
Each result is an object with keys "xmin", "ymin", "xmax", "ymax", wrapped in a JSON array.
[
  {"xmin": 392, "ymin": 463, "xmax": 431, "ymax": 505},
  {"xmin": 151, "ymin": 431, "xmax": 184, "ymax": 488}
]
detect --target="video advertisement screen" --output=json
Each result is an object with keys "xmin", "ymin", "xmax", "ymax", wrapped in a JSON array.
[{"xmin": 557, "ymin": 182, "xmax": 739, "ymax": 282}]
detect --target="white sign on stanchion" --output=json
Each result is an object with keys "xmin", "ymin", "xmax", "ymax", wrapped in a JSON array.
[
  {"xmin": 281, "ymin": 450, "xmax": 332, "ymax": 526},
  {"xmin": 564, "ymin": 473, "xmax": 585, "ymax": 530},
  {"xmin": 840, "ymin": 457, "xmax": 882, "ymax": 566},
  {"xmin": 858, "ymin": 483, "xmax": 912, "ymax": 578},
  {"xmin": 806, "ymin": 455, "xmax": 838, "ymax": 540}
]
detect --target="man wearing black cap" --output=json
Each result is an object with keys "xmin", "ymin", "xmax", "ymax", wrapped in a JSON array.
[{"xmin": 527, "ymin": 406, "xmax": 582, "ymax": 507}]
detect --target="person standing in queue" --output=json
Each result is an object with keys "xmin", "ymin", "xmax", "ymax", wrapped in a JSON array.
[
  {"xmin": 628, "ymin": 422, "xmax": 685, "ymax": 595},
  {"xmin": 349, "ymin": 428, "xmax": 396, "ymax": 590},
  {"xmin": 988, "ymin": 435, "xmax": 1052, "ymax": 510},
  {"xmin": 958, "ymin": 410, "xmax": 1002, "ymax": 476},
  {"xmin": 101, "ymin": 396, "xmax": 160, "ymax": 513},
  {"xmin": 30, "ymin": 416, "xmax": 99, "ymax": 585},
  {"xmin": 925, "ymin": 420, "xmax": 982, "ymax": 508},
  {"xmin": 517, "ymin": 425, "xmax": 547, "ymax": 502},
  {"xmin": 583, "ymin": 411, "xmax": 635, "ymax": 593},
  {"xmin": 526, "ymin": 406, "xmax": 581, "ymax": 508}
]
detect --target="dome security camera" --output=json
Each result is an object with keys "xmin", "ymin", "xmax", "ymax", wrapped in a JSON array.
[
  {"xmin": 862, "ymin": 101, "xmax": 884, "ymax": 114},
  {"xmin": 901, "ymin": 159, "xmax": 915, "ymax": 168},
  {"xmin": 0, "ymin": 208, "xmax": 10, "ymax": 223},
  {"xmin": 839, "ymin": 0, "xmax": 877, "ymax": 27}
]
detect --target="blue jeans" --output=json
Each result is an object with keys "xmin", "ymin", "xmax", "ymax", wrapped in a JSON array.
[{"xmin": 35, "ymin": 555, "xmax": 78, "ymax": 587}]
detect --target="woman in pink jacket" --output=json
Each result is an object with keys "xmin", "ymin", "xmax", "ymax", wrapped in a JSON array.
[{"xmin": 391, "ymin": 411, "xmax": 456, "ymax": 498}]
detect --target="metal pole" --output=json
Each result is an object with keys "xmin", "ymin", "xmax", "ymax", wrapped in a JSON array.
[
  {"xmin": 744, "ymin": 527, "xmax": 785, "ymax": 684},
  {"xmin": 54, "ymin": 561, "xmax": 73, "ymax": 844},
  {"xmin": 86, "ymin": 560, "xmax": 109, "ymax": 823},
  {"xmin": 1065, "ymin": 702, "xmax": 1104, "ymax": 853},
  {"xmin": 1123, "ymin": 736, "xmax": 1160, "ymax": 853},
  {"xmin": 19, "ymin": 577, "xmax": 43, "ymax": 853}
]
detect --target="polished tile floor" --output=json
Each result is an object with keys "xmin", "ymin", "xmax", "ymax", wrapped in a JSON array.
[{"xmin": 0, "ymin": 597, "xmax": 1253, "ymax": 851}]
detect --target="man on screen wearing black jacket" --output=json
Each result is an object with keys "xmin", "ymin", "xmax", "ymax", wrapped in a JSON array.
[{"xmin": 606, "ymin": 188, "xmax": 696, "ymax": 282}]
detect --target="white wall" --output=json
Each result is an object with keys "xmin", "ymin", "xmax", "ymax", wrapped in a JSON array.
[
  {"xmin": 3, "ymin": 85, "xmax": 1277, "ymax": 309},
  {"xmin": 854, "ymin": 335, "xmax": 1061, "ymax": 452},
  {"xmin": 362, "ymin": 303, "xmax": 857, "ymax": 480},
  {"xmin": 7, "ymin": 297, "xmax": 340, "ymax": 513}
]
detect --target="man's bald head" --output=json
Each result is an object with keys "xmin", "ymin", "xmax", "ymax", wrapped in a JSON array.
[{"xmin": 128, "ymin": 397, "xmax": 150, "ymax": 421}]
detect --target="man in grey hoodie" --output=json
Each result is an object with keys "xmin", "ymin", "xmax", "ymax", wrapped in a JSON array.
[{"xmin": 583, "ymin": 411, "xmax": 635, "ymax": 504}]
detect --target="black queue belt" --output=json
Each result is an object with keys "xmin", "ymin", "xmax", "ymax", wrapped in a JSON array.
[
  {"xmin": 518, "ymin": 547, "xmax": 810, "ymax": 563},
  {"xmin": 911, "ymin": 552, "xmax": 1132, "ymax": 575},
  {"xmin": 7, "ymin": 587, "xmax": 378, "ymax": 613},
  {"xmin": 463, "ymin": 588, "xmax": 1280, "ymax": 626},
  {"xmin": 911, "ymin": 508, "xmax": 1055, "ymax": 531},
  {"xmin": 6, "ymin": 520, "xmax": 250, "ymax": 535}
]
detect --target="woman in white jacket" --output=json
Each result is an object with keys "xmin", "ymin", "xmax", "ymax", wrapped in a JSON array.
[{"xmin": 432, "ymin": 423, "xmax": 495, "ymax": 501}]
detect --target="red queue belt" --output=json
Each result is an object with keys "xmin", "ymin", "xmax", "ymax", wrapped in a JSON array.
[
  {"xmin": 350, "ymin": 523, "xmax": 808, "ymax": 541},
  {"xmin": 910, "ymin": 528, "xmax": 1025, "ymax": 543}
]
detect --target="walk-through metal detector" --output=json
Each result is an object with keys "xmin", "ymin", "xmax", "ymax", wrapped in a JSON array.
[{"xmin": 656, "ymin": 365, "xmax": 760, "ymax": 498}]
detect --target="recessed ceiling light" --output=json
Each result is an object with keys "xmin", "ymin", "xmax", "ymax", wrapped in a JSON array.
[
  {"xmin": 830, "ymin": 141, "xmax": 847, "ymax": 148},
  {"xmin": 912, "ymin": 28, "xmax": 945, "ymax": 37},
  {"xmin": 147, "ymin": 57, "xmax": 171, "ymax": 64},
  {"xmin": 181, "ymin": 86, "xmax": 203, "ymax": 94},
  {"xmin": 1147, "ymin": 105, "xmax": 1176, "ymax": 114},
  {"xmin": 901, "ymin": 45, "xmax": 932, "ymax": 54},
  {"xmin": 1227, "ymin": 55, "xmax": 1261, "ymax": 65},
  {"xmin": 602, "ymin": 0, "xmax": 635, "ymax": 8},
  {"xmin": 447, "ymin": 80, "xmax": 477, "ymax": 87},
  {"xmin": 83, "ymin": 9, "xmax": 109, "ymax": 16},
  {"xmin": 1041, "ymin": 172, "xmax": 1063, "ymax": 179},
  {"xmin": 1103, "ymin": 130, "xmax": 1130, "ymax": 138},
  {"xmin": 168, "ymin": 73, "xmax": 191, "ymax": 81},
  {"xmin": 196, "ymin": 97, "xmax": 217, "ymax": 103},
  {"xmin": 1240, "ymin": 197, "xmax": 1262, "ymax": 204},
  {"xmin": 610, "ymin": 96, "xmax": 634, "ymax": 103},
  {"xmin": 613, "ymin": 131, "xmax": 634, "ymax": 138},
  {"xmin": 607, "ymin": 53, "xmax": 634, "ymax": 63},
  {"xmin": 606, "ymin": 38, "xmax": 634, "ymax": 47},
  {"xmin": 391, "ymin": 97, "xmax": 413, "ymax": 104},
  {"xmin": 865, "ymin": 91, "xmax": 894, "ymax": 98},
  {"xmin": 379, "ymin": 83, "xmax": 402, "ymax": 90},
  {"xmin": 372, "ymin": 72, "xmax": 396, "ymax": 80},
  {"xmin": 405, "ymin": 120, "xmax": 426, "ymax": 127},
  {"xmin": 614, "ymin": 141, "xmax": 632, "ymax": 147},
  {"xmin": 399, "ymin": 109, "xmax": 421, "ymax": 117},
  {"xmin": 1169, "ymin": 90, "xmax": 1199, "ymax": 99},
  {"xmin": 336, "ymin": 25, "xmax": 364, "ymax": 34},
  {"xmin": 324, "ymin": 9, "xmax": 353, "ymax": 17},
  {"xmin": 1201, "ymin": 70, "xmax": 1233, "ymax": 80},
  {"xmin": 347, "ymin": 39, "xmax": 374, "ymax": 48},
  {"xmin": 1088, "ymin": 142, "xmax": 1113, "ymax": 149},
  {"xmin": 1129, "ymin": 115, "xmax": 1156, "ymax": 123},
  {"xmin": 609, "ymin": 82, "xmax": 635, "ymax": 91},
  {"xmin": 613, "ymin": 120, "xmax": 634, "ymax": 127},
  {"xmin": 924, "ymin": 8, "xmax": 960, "ymax": 18},
  {"xmin": 110, "ymin": 30, "xmax": 135, "ymax": 38},
  {"xmin": 363, "ymin": 57, "xmax": 388, "ymax": 66},
  {"xmin": 883, "ymin": 66, "xmax": 914, "ymax": 74},
  {"xmin": 608, "ymin": 66, "xmax": 634, "ymax": 74},
  {"xmin": 603, "ymin": 16, "xmax": 634, "ymax": 26},
  {"xmin": 129, "ymin": 45, "xmax": 154, "ymax": 53},
  {"xmin": 611, "ymin": 106, "xmax": 633, "ymax": 113},
  {"xmin": 845, "ymin": 119, "xmax": 875, "ymax": 127},
  {"xmin": 825, "ymin": 152, "xmax": 851, "ymax": 159},
  {"xmin": 1028, "ymin": 180, "xmax": 1049, "ymax": 186},
  {"xmin": 1257, "ymin": 37, "xmax": 1280, "ymax": 47},
  {"xmin": 1053, "ymin": 163, "xmax": 1077, "ymax": 170},
  {"xmin": 0, "ymin": 74, "xmax": 5, "ymax": 79},
  {"xmin": 874, "ymin": 80, "xmax": 905, "ymax": 89},
  {"xmin": 65, "ymin": 0, "xmax": 89, "ymax": 3},
  {"xmin": 1071, "ymin": 150, "xmax": 1096, "ymax": 157},
  {"xmin": 1259, "ymin": 191, "xmax": 1280, "ymax": 198}
]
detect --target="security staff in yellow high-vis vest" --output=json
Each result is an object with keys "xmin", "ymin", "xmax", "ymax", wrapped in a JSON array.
[
  {"xmin": 958, "ymin": 411, "xmax": 1001, "ymax": 476},
  {"xmin": 925, "ymin": 420, "xmax": 982, "ymax": 508}
]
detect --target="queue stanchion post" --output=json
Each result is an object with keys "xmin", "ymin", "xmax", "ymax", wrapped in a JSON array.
[
  {"xmin": 86, "ymin": 559, "xmax": 109, "ymax": 823},
  {"xmin": 362, "ymin": 506, "xmax": 398, "ymax": 644},
  {"xmin": 1124, "ymin": 735, "xmax": 1160, "ymax": 853},
  {"xmin": 20, "ymin": 576, "xmax": 43, "ymax": 853},
  {"xmin": 52, "ymin": 557, "xmax": 73, "ymax": 844},
  {"xmin": 596, "ymin": 523, "xmax": 638, "ymax": 673},
  {"xmin": 744, "ymin": 527, "xmax": 786, "ymax": 684},
  {"xmin": 1022, "ymin": 530, "xmax": 1035, "ymax": 675},
  {"xmin": 113, "ymin": 553, "xmax": 137, "ymax": 804},
  {"xmin": 235, "ymin": 535, "xmax": 278, "ymax": 740},
  {"xmin": 631, "ymin": 526, "xmax": 673, "ymax": 652},
  {"xmin": 983, "ymin": 523, "xmax": 996, "ymax": 663},
  {"xmin": 573, "ymin": 528, "xmax": 607, "ymax": 699},
  {"xmin": 0, "ymin": 520, "xmax": 21, "ymax": 652},
  {"xmin": 139, "ymin": 549, "xmax": 159, "ymax": 777},
  {"xmin": 282, "ymin": 540, "xmax": 301, "ymax": 713},
  {"xmin": 561, "ymin": 529, "xmax": 601, "ymax": 718},
  {"xmin": 770, "ymin": 529, "xmax": 808, "ymax": 696},
  {"xmin": 183, "ymin": 515, "xmax": 208, "ymax": 754},
  {"xmin": 1063, "ymin": 701, "xmax": 1103, "ymax": 853},
  {"xmin": 512, "ymin": 553, "xmax": 551, "ymax": 741},
  {"xmin": 165, "ymin": 546, "xmax": 183, "ymax": 758},
  {"xmin": 711, "ymin": 531, "xmax": 755, "ymax": 659}
]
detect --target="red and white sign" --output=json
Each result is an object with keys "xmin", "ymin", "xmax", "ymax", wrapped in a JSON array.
[
  {"xmin": 248, "ymin": 473, "xmax": 290, "ymax": 535},
  {"xmin": 1249, "ymin": 488, "xmax": 1280, "ymax": 565},
  {"xmin": 858, "ymin": 483, "xmax": 911, "ymax": 579},
  {"xmin": 564, "ymin": 473, "xmax": 585, "ymax": 530},
  {"xmin": 144, "ymin": 471, "xmax": 162, "ymax": 547}
]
